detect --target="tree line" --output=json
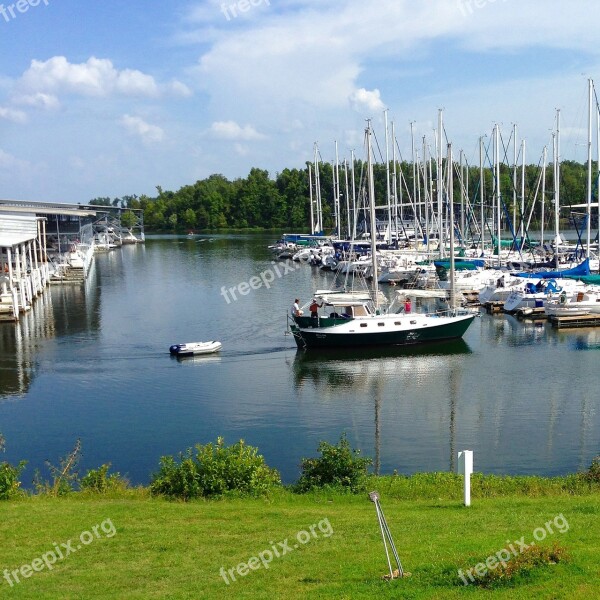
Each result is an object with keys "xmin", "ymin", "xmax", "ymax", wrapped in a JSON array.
[{"xmin": 89, "ymin": 159, "xmax": 598, "ymax": 233}]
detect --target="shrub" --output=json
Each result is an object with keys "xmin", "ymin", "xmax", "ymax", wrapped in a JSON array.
[
  {"xmin": 150, "ymin": 437, "xmax": 281, "ymax": 500},
  {"xmin": 80, "ymin": 464, "xmax": 129, "ymax": 493},
  {"xmin": 0, "ymin": 460, "xmax": 27, "ymax": 500},
  {"xmin": 0, "ymin": 433, "xmax": 26, "ymax": 500},
  {"xmin": 585, "ymin": 455, "xmax": 600, "ymax": 483},
  {"xmin": 463, "ymin": 542, "xmax": 569, "ymax": 588},
  {"xmin": 295, "ymin": 433, "xmax": 372, "ymax": 493},
  {"xmin": 34, "ymin": 439, "xmax": 81, "ymax": 496}
]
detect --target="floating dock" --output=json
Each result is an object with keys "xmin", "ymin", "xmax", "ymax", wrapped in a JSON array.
[{"xmin": 549, "ymin": 314, "xmax": 600, "ymax": 329}]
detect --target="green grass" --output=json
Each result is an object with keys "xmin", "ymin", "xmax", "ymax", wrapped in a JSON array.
[{"xmin": 0, "ymin": 477, "xmax": 598, "ymax": 599}]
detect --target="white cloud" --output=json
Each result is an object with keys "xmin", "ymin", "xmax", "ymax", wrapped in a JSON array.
[
  {"xmin": 0, "ymin": 106, "xmax": 27, "ymax": 123},
  {"xmin": 349, "ymin": 88, "xmax": 386, "ymax": 113},
  {"xmin": 120, "ymin": 115, "xmax": 165, "ymax": 143},
  {"xmin": 16, "ymin": 56, "xmax": 190, "ymax": 100},
  {"xmin": 168, "ymin": 80, "xmax": 193, "ymax": 97},
  {"xmin": 209, "ymin": 120, "xmax": 266, "ymax": 140},
  {"xmin": 14, "ymin": 92, "xmax": 60, "ymax": 110},
  {"xmin": 0, "ymin": 148, "xmax": 31, "ymax": 170}
]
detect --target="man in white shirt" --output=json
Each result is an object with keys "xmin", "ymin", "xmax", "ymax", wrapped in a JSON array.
[{"xmin": 291, "ymin": 298, "xmax": 303, "ymax": 316}]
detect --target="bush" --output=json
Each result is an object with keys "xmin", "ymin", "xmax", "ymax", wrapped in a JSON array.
[
  {"xmin": 150, "ymin": 437, "xmax": 281, "ymax": 500},
  {"xmin": 0, "ymin": 460, "xmax": 26, "ymax": 500},
  {"xmin": 295, "ymin": 433, "xmax": 372, "ymax": 493},
  {"xmin": 80, "ymin": 464, "xmax": 129, "ymax": 493},
  {"xmin": 464, "ymin": 542, "xmax": 569, "ymax": 588},
  {"xmin": 34, "ymin": 439, "xmax": 81, "ymax": 496},
  {"xmin": 585, "ymin": 455, "xmax": 600, "ymax": 483}
]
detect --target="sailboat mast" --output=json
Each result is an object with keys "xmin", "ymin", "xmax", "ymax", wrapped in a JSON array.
[
  {"xmin": 479, "ymin": 136, "xmax": 485, "ymax": 253},
  {"xmin": 308, "ymin": 163, "xmax": 315, "ymax": 234},
  {"xmin": 367, "ymin": 122, "xmax": 379, "ymax": 310},
  {"xmin": 448, "ymin": 143, "xmax": 456, "ymax": 310},
  {"xmin": 541, "ymin": 145, "xmax": 547, "ymax": 250},
  {"xmin": 351, "ymin": 149, "xmax": 357, "ymax": 240},
  {"xmin": 555, "ymin": 110, "xmax": 561, "ymax": 269},
  {"xmin": 384, "ymin": 110, "xmax": 392, "ymax": 244},
  {"xmin": 521, "ymin": 139, "xmax": 526, "ymax": 247},
  {"xmin": 587, "ymin": 78, "xmax": 593, "ymax": 258},
  {"xmin": 334, "ymin": 141, "xmax": 341, "ymax": 237},
  {"xmin": 344, "ymin": 159, "xmax": 351, "ymax": 239},
  {"xmin": 314, "ymin": 143, "xmax": 322, "ymax": 233},
  {"xmin": 392, "ymin": 121, "xmax": 399, "ymax": 242},
  {"xmin": 495, "ymin": 124, "xmax": 502, "ymax": 267},
  {"xmin": 437, "ymin": 110, "xmax": 444, "ymax": 257}
]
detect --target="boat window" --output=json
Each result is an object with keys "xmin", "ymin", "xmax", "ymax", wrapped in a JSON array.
[
  {"xmin": 394, "ymin": 321, "xmax": 401, "ymax": 325},
  {"xmin": 410, "ymin": 320, "xmax": 417, "ymax": 325},
  {"xmin": 378, "ymin": 323, "xmax": 385, "ymax": 327},
  {"xmin": 360, "ymin": 323, "xmax": 367, "ymax": 328}
]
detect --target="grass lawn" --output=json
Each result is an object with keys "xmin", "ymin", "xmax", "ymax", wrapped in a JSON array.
[{"xmin": 0, "ymin": 476, "xmax": 598, "ymax": 599}]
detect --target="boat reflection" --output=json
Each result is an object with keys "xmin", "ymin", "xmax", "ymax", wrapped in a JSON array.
[
  {"xmin": 0, "ymin": 267, "xmax": 100, "ymax": 399},
  {"xmin": 292, "ymin": 340, "xmax": 471, "ymax": 475}
]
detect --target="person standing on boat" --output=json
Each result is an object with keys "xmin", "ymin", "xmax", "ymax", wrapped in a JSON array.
[
  {"xmin": 404, "ymin": 297, "xmax": 412, "ymax": 313},
  {"xmin": 291, "ymin": 299, "xmax": 303, "ymax": 317},
  {"xmin": 309, "ymin": 298, "xmax": 323, "ymax": 319}
]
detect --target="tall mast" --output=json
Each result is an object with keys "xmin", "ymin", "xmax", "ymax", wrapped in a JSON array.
[
  {"xmin": 367, "ymin": 121, "xmax": 379, "ymax": 309},
  {"xmin": 495, "ymin": 124, "xmax": 502, "ymax": 267},
  {"xmin": 437, "ymin": 109, "xmax": 444, "ymax": 257},
  {"xmin": 587, "ymin": 78, "xmax": 593, "ymax": 258},
  {"xmin": 521, "ymin": 139, "xmax": 526, "ymax": 246},
  {"xmin": 344, "ymin": 159, "xmax": 351, "ymax": 239},
  {"xmin": 351, "ymin": 149, "xmax": 357, "ymax": 240},
  {"xmin": 459, "ymin": 149, "xmax": 465, "ymax": 246},
  {"xmin": 479, "ymin": 136, "xmax": 485, "ymax": 253},
  {"xmin": 410, "ymin": 121, "xmax": 417, "ymax": 228},
  {"xmin": 448, "ymin": 143, "xmax": 456, "ymax": 310},
  {"xmin": 313, "ymin": 143, "xmax": 322, "ymax": 233},
  {"xmin": 555, "ymin": 110, "xmax": 561, "ymax": 268},
  {"xmin": 334, "ymin": 141, "xmax": 340, "ymax": 237},
  {"xmin": 308, "ymin": 163, "xmax": 315, "ymax": 234},
  {"xmin": 513, "ymin": 124, "xmax": 517, "ymax": 239},
  {"xmin": 541, "ymin": 145, "xmax": 547, "ymax": 250},
  {"xmin": 384, "ymin": 109, "xmax": 392, "ymax": 244},
  {"xmin": 392, "ymin": 120, "xmax": 399, "ymax": 242}
]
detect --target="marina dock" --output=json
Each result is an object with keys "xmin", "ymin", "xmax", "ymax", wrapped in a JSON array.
[{"xmin": 0, "ymin": 199, "xmax": 144, "ymax": 322}]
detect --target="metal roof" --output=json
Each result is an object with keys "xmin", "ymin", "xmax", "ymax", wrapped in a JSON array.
[{"xmin": 0, "ymin": 233, "xmax": 38, "ymax": 247}]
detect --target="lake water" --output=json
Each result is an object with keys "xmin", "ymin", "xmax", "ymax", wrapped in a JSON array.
[{"xmin": 0, "ymin": 234, "xmax": 599, "ymax": 486}]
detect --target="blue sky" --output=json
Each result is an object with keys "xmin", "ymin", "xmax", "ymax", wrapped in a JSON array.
[{"xmin": 0, "ymin": 0, "xmax": 598, "ymax": 203}]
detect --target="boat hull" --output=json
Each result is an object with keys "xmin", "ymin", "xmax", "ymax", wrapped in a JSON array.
[
  {"xmin": 291, "ymin": 314, "xmax": 475, "ymax": 349},
  {"xmin": 169, "ymin": 341, "xmax": 222, "ymax": 356}
]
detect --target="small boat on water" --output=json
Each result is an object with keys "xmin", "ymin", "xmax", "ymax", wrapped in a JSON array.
[{"xmin": 169, "ymin": 341, "xmax": 222, "ymax": 356}]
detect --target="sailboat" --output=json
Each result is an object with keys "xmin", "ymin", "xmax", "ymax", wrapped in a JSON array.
[{"xmin": 289, "ymin": 125, "xmax": 475, "ymax": 349}]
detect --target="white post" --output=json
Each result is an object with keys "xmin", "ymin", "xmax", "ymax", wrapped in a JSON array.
[{"xmin": 457, "ymin": 450, "xmax": 473, "ymax": 507}]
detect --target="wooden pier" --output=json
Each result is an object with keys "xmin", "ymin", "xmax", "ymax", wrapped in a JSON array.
[{"xmin": 549, "ymin": 314, "xmax": 600, "ymax": 329}]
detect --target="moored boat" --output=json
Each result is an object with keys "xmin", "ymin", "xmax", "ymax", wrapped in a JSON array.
[{"xmin": 169, "ymin": 341, "xmax": 222, "ymax": 356}]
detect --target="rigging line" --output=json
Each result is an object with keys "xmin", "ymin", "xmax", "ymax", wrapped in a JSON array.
[{"xmin": 371, "ymin": 128, "xmax": 385, "ymax": 164}]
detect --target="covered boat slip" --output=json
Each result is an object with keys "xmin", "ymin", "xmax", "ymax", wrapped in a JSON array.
[{"xmin": 0, "ymin": 213, "xmax": 50, "ymax": 321}]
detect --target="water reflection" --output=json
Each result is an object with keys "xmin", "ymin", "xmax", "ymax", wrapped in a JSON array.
[
  {"xmin": 292, "ymin": 341, "xmax": 471, "ymax": 475},
  {"xmin": 0, "ymin": 264, "xmax": 100, "ymax": 399}
]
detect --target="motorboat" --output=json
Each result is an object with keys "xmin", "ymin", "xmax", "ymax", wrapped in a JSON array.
[{"xmin": 169, "ymin": 341, "xmax": 222, "ymax": 356}]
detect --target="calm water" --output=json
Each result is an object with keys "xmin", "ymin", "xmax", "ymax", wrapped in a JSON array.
[{"xmin": 0, "ymin": 234, "xmax": 599, "ymax": 485}]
